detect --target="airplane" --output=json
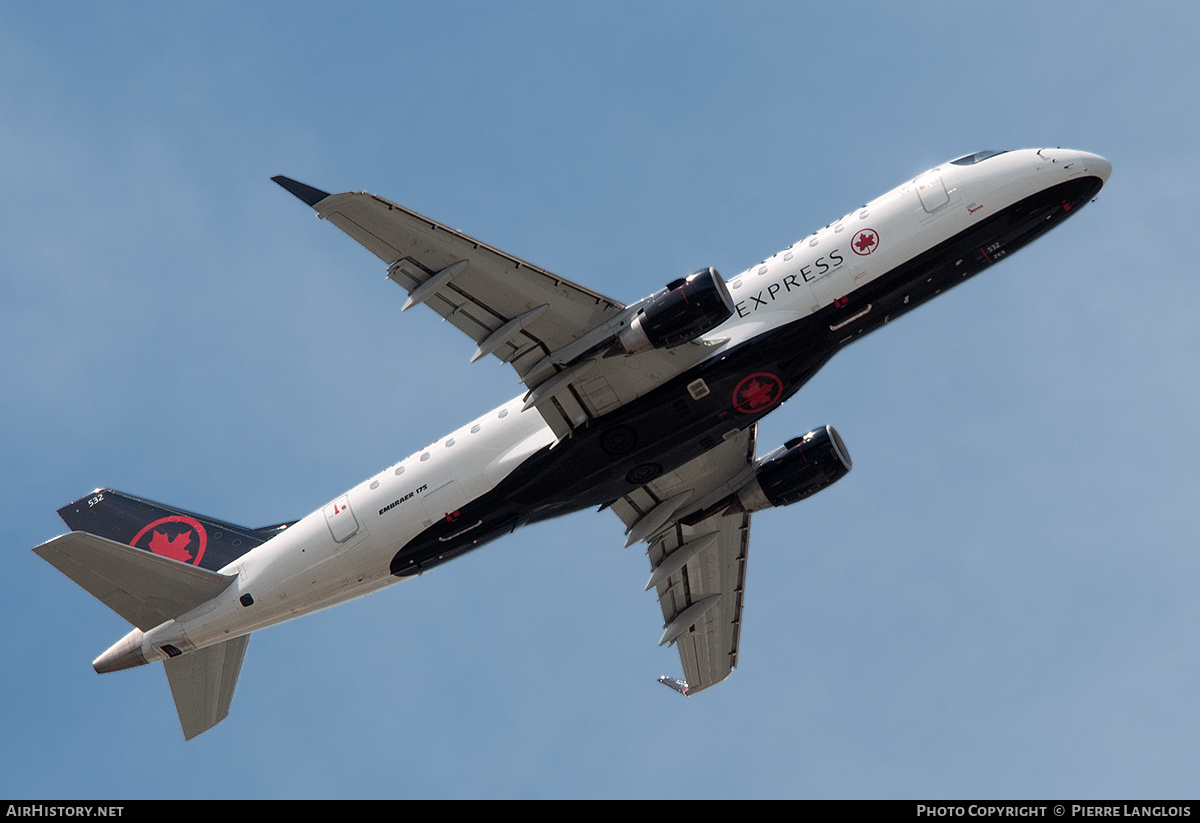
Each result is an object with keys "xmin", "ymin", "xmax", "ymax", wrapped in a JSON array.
[{"xmin": 33, "ymin": 148, "xmax": 1111, "ymax": 739}]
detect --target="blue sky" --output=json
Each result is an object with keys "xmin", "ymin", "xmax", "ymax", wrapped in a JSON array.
[{"xmin": 3, "ymin": 2, "xmax": 1199, "ymax": 799}]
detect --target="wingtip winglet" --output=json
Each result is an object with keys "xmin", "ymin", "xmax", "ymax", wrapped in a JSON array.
[
  {"xmin": 271, "ymin": 175, "xmax": 332, "ymax": 208},
  {"xmin": 658, "ymin": 675, "xmax": 689, "ymax": 696}
]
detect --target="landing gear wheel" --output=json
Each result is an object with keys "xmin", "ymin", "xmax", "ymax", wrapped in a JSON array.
[
  {"xmin": 600, "ymin": 425, "xmax": 638, "ymax": 455},
  {"xmin": 625, "ymin": 463, "xmax": 663, "ymax": 485}
]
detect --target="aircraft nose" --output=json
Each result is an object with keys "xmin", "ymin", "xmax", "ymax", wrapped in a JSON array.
[{"xmin": 1077, "ymin": 152, "xmax": 1112, "ymax": 184}]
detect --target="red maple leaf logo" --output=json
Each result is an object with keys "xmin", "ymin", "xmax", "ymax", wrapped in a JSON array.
[
  {"xmin": 732, "ymin": 372, "xmax": 783, "ymax": 413},
  {"xmin": 854, "ymin": 230, "xmax": 878, "ymax": 255},
  {"xmin": 130, "ymin": 516, "xmax": 208, "ymax": 566},
  {"xmin": 738, "ymin": 378, "xmax": 776, "ymax": 409},
  {"xmin": 148, "ymin": 529, "xmax": 194, "ymax": 562}
]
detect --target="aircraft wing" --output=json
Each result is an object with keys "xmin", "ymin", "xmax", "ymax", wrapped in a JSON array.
[
  {"xmin": 273, "ymin": 176, "xmax": 624, "ymax": 370},
  {"xmin": 609, "ymin": 426, "xmax": 759, "ymax": 694},
  {"xmin": 274, "ymin": 177, "xmax": 720, "ymax": 439}
]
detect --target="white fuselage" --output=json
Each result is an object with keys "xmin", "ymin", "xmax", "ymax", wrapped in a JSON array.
[{"xmin": 120, "ymin": 148, "xmax": 1111, "ymax": 666}]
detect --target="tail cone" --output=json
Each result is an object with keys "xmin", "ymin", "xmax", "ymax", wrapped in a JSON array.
[{"xmin": 93, "ymin": 629, "xmax": 147, "ymax": 673}]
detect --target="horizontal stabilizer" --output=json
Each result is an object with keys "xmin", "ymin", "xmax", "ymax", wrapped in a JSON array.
[
  {"xmin": 164, "ymin": 634, "xmax": 250, "ymax": 740},
  {"xmin": 33, "ymin": 532, "xmax": 235, "ymax": 630}
]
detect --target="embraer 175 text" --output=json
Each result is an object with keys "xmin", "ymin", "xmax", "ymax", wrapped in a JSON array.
[{"xmin": 35, "ymin": 149, "xmax": 1110, "ymax": 738}]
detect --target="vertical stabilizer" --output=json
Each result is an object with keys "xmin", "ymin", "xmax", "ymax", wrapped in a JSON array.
[{"xmin": 57, "ymin": 489, "xmax": 293, "ymax": 572}]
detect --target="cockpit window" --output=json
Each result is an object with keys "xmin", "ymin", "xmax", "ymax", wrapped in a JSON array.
[{"xmin": 950, "ymin": 150, "xmax": 1010, "ymax": 166}]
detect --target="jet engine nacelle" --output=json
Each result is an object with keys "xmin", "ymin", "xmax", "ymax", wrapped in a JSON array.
[
  {"xmin": 736, "ymin": 425, "xmax": 852, "ymax": 512},
  {"xmin": 618, "ymin": 267, "xmax": 735, "ymax": 354}
]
